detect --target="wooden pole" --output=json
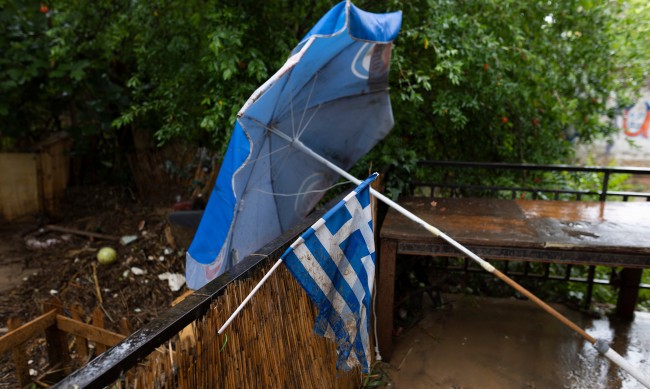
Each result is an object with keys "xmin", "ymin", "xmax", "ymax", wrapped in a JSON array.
[
  {"xmin": 492, "ymin": 269, "xmax": 595, "ymax": 343},
  {"xmin": 290, "ymin": 139, "xmax": 650, "ymax": 386},
  {"xmin": 92, "ymin": 306, "xmax": 107, "ymax": 354},
  {"xmin": 7, "ymin": 317, "xmax": 30, "ymax": 387},
  {"xmin": 70, "ymin": 303, "xmax": 89, "ymax": 362},
  {"xmin": 43, "ymin": 297, "xmax": 71, "ymax": 377}
]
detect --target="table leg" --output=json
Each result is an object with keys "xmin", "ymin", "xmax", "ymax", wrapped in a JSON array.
[
  {"xmin": 615, "ymin": 268, "xmax": 643, "ymax": 320},
  {"xmin": 377, "ymin": 238, "xmax": 397, "ymax": 361}
]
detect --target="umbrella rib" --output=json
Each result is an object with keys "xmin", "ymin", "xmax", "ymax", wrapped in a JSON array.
[
  {"xmin": 240, "ymin": 117, "xmax": 334, "ymax": 208},
  {"xmin": 236, "ymin": 125, "xmax": 294, "ymax": 195},
  {"xmin": 238, "ymin": 118, "xmax": 307, "ymax": 205},
  {"xmin": 240, "ymin": 87, "xmax": 389, "ymax": 144},
  {"xmin": 241, "ymin": 116, "xmax": 294, "ymax": 144},
  {"xmin": 296, "ymin": 103, "xmax": 322, "ymax": 140},
  {"xmin": 296, "ymin": 72, "xmax": 320, "ymax": 138},
  {"xmin": 242, "ymin": 143, "xmax": 292, "ymax": 167},
  {"xmin": 252, "ymin": 180, "xmax": 351, "ymax": 197},
  {"xmin": 233, "ymin": 125, "xmax": 292, "ymax": 243}
]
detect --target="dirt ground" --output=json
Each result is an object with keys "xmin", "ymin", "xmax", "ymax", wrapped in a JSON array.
[
  {"xmin": 3, "ymin": 171, "xmax": 648, "ymax": 388},
  {"xmin": 0, "ymin": 185, "xmax": 189, "ymax": 387}
]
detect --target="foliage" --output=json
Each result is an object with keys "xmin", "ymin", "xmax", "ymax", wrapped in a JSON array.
[
  {"xmin": 104, "ymin": 0, "xmax": 320, "ymax": 149},
  {"xmin": 0, "ymin": 0, "xmax": 58, "ymax": 145},
  {"xmin": 361, "ymin": 362, "xmax": 390, "ymax": 388},
  {"xmin": 2, "ymin": 0, "xmax": 650, "ymax": 188},
  {"xmin": 0, "ymin": 0, "xmax": 336, "ymax": 174},
  {"xmin": 362, "ymin": 0, "xmax": 650, "ymax": 170}
]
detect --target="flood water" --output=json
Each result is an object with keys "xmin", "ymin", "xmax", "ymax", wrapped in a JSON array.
[{"xmin": 384, "ymin": 294, "xmax": 650, "ymax": 388}]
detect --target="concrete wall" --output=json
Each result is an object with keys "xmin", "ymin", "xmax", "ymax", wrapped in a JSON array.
[{"xmin": 578, "ymin": 88, "xmax": 650, "ymax": 166}]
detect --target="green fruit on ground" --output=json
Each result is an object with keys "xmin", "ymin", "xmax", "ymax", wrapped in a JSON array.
[{"xmin": 97, "ymin": 247, "xmax": 117, "ymax": 265}]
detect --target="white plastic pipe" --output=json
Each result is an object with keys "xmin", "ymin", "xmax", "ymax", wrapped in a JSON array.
[
  {"xmin": 290, "ymin": 136, "xmax": 650, "ymax": 388},
  {"xmin": 594, "ymin": 339, "xmax": 650, "ymax": 388},
  {"xmin": 218, "ymin": 258, "xmax": 285, "ymax": 335},
  {"xmin": 292, "ymin": 138, "xmax": 495, "ymax": 273}
]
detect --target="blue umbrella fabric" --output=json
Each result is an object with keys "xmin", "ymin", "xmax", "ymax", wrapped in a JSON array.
[{"xmin": 186, "ymin": 1, "xmax": 402, "ymax": 289}]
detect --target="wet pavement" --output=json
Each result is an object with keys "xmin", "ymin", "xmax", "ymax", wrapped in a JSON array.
[{"xmin": 384, "ymin": 294, "xmax": 650, "ymax": 388}]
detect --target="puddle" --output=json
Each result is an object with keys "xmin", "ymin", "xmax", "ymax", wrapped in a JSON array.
[
  {"xmin": 0, "ymin": 227, "xmax": 39, "ymax": 293},
  {"xmin": 385, "ymin": 294, "xmax": 649, "ymax": 388},
  {"xmin": 0, "ymin": 262, "xmax": 38, "ymax": 293}
]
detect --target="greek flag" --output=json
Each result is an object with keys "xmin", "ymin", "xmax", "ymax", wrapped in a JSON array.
[{"xmin": 282, "ymin": 173, "xmax": 378, "ymax": 373}]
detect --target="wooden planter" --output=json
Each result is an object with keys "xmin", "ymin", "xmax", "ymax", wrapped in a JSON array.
[{"xmin": 0, "ymin": 297, "xmax": 130, "ymax": 387}]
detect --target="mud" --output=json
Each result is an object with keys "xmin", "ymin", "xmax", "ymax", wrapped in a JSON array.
[
  {"xmin": 0, "ymin": 262, "xmax": 39, "ymax": 293},
  {"xmin": 0, "ymin": 185, "xmax": 187, "ymax": 388},
  {"xmin": 0, "ymin": 222, "xmax": 40, "ymax": 293},
  {"xmin": 385, "ymin": 294, "xmax": 649, "ymax": 388}
]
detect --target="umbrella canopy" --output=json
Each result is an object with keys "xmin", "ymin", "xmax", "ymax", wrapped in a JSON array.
[{"xmin": 187, "ymin": 1, "xmax": 402, "ymax": 289}]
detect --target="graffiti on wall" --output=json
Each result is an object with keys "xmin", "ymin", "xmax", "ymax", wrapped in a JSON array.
[
  {"xmin": 578, "ymin": 91, "xmax": 650, "ymax": 163},
  {"xmin": 620, "ymin": 101, "xmax": 650, "ymax": 139}
]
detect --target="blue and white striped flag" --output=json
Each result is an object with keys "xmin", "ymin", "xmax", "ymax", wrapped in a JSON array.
[{"xmin": 282, "ymin": 173, "xmax": 378, "ymax": 373}]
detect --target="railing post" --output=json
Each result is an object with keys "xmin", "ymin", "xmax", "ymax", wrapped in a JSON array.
[
  {"xmin": 616, "ymin": 268, "xmax": 643, "ymax": 320},
  {"xmin": 600, "ymin": 171, "xmax": 610, "ymax": 201},
  {"xmin": 584, "ymin": 266, "xmax": 596, "ymax": 309}
]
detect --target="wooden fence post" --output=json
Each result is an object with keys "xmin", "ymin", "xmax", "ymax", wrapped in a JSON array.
[
  {"xmin": 70, "ymin": 303, "xmax": 89, "ymax": 363},
  {"xmin": 7, "ymin": 317, "xmax": 30, "ymax": 387},
  {"xmin": 92, "ymin": 306, "xmax": 107, "ymax": 355},
  {"xmin": 43, "ymin": 297, "xmax": 71, "ymax": 377}
]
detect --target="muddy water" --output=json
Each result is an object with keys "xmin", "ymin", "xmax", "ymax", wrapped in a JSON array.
[
  {"xmin": 0, "ymin": 262, "xmax": 38, "ymax": 293},
  {"xmin": 385, "ymin": 295, "xmax": 649, "ymax": 388},
  {"xmin": 0, "ymin": 241, "xmax": 37, "ymax": 293}
]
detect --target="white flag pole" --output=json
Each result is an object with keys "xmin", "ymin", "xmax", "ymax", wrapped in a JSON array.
[
  {"xmin": 218, "ymin": 176, "xmax": 379, "ymax": 341},
  {"xmin": 290, "ymin": 138, "xmax": 650, "ymax": 388},
  {"xmin": 218, "ymin": 181, "xmax": 368, "ymax": 335},
  {"xmin": 219, "ymin": 232, "xmax": 309, "ymax": 334},
  {"xmin": 218, "ymin": 258, "xmax": 285, "ymax": 335}
]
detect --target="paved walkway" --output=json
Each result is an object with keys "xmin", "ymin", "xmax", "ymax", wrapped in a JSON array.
[{"xmin": 383, "ymin": 294, "xmax": 650, "ymax": 388}]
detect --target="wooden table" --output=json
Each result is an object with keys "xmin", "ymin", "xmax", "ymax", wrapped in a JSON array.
[{"xmin": 377, "ymin": 197, "xmax": 650, "ymax": 360}]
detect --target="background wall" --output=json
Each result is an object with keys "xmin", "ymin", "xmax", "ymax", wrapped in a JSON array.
[{"xmin": 579, "ymin": 86, "xmax": 650, "ymax": 165}]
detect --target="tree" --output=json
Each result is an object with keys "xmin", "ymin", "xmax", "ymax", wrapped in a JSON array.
[
  {"xmin": 0, "ymin": 0, "xmax": 59, "ymax": 148},
  {"xmin": 48, "ymin": 0, "xmax": 336, "ymax": 151},
  {"xmin": 1, "ymin": 0, "xmax": 648, "ymax": 189},
  {"xmin": 376, "ymin": 0, "xmax": 648, "ymax": 163},
  {"xmin": 347, "ymin": 0, "xmax": 650, "ymax": 195}
]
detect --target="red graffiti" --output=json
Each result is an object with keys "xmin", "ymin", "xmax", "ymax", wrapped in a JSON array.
[{"xmin": 622, "ymin": 102, "xmax": 650, "ymax": 138}]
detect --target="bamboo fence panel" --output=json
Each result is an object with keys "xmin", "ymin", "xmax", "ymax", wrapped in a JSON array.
[{"xmin": 114, "ymin": 263, "xmax": 361, "ymax": 388}]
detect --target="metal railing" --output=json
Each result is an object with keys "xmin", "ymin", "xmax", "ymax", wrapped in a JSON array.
[
  {"xmin": 408, "ymin": 161, "xmax": 650, "ymax": 308},
  {"xmin": 412, "ymin": 160, "xmax": 650, "ymax": 202}
]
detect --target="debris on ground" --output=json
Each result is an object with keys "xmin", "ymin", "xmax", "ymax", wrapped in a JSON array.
[{"xmin": 0, "ymin": 184, "xmax": 190, "ymax": 388}]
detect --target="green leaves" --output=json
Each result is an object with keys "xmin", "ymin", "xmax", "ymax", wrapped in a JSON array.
[
  {"xmin": 371, "ymin": 0, "xmax": 650, "ymax": 172},
  {"xmin": 2, "ymin": 0, "xmax": 649, "ymax": 191}
]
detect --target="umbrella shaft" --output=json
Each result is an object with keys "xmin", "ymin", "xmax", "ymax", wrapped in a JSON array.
[
  {"xmin": 602, "ymin": 348, "xmax": 650, "ymax": 387},
  {"xmin": 294, "ymin": 139, "xmax": 597, "ymax": 339}
]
